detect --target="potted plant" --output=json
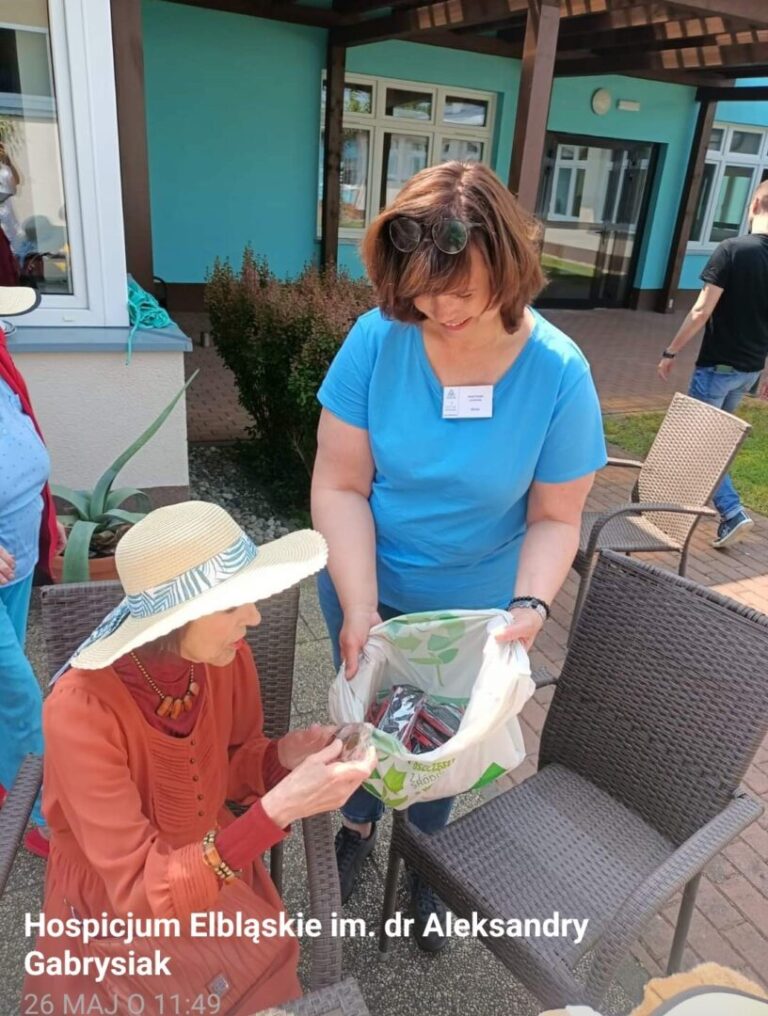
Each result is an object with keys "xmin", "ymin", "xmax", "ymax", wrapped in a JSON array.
[{"xmin": 51, "ymin": 371, "xmax": 198, "ymax": 583}]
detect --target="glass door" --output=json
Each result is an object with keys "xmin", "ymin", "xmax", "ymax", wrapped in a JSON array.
[{"xmin": 535, "ymin": 134, "xmax": 658, "ymax": 307}]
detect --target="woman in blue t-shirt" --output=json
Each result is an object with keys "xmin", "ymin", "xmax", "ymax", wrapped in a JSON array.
[{"xmin": 311, "ymin": 162, "xmax": 607, "ymax": 950}]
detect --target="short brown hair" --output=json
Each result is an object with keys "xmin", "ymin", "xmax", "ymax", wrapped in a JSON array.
[{"xmin": 361, "ymin": 161, "xmax": 545, "ymax": 333}]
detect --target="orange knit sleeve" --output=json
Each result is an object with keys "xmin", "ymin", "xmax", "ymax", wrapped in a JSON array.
[{"xmin": 43, "ymin": 684, "xmax": 220, "ymax": 921}]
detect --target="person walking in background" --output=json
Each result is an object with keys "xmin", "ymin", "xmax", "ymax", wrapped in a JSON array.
[
  {"xmin": 658, "ymin": 179, "xmax": 768, "ymax": 548},
  {"xmin": 0, "ymin": 285, "xmax": 65, "ymax": 857}
]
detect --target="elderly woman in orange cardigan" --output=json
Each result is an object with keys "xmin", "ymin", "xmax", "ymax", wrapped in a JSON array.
[{"xmin": 26, "ymin": 502, "xmax": 374, "ymax": 1014}]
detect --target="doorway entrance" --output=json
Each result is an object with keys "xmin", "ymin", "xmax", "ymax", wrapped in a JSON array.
[{"xmin": 535, "ymin": 133, "xmax": 659, "ymax": 308}]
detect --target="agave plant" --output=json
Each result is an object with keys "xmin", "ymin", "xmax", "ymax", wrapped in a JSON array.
[{"xmin": 52, "ymin": 371, "xmax": 198, "ymax": 583}]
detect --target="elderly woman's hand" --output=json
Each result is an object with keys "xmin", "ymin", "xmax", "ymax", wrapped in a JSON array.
[
  {"xmin": 261, "ymin": 739, "xmax": 376, "ymax": 828},
  {"xmin": 0, "ymin": 545, "xmax": 15, "ymax": 586},
  {"xmin": 277, "ymin": 723, "xmax": 337, "ymax": 770},
  {"xmin": 493, "ymin": 606, "xmax": 544, "ymax": 653}
]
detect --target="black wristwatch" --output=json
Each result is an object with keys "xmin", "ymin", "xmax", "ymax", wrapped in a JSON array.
[
  {"xmin": 507, "ymin": 596, "xmax": 550, "ymax": 622},
  {"xmin": 661, "ymin": 350, "xmax": 676, "ymax": 359}
]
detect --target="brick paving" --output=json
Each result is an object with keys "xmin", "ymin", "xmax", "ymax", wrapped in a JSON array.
[
  {"xmin": 176, "ymin": 311, "xmax": 252, "ymax": 443},
  {"xmin": 179, "ymin": 304, "xmax": 696, "ymax": 442},
  {"xmin": 180, "ymin": 303, "xmax": 768, "ymax": 989}
]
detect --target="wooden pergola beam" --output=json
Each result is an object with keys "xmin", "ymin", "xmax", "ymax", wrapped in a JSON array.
[
  {"xmin": 556, "ymin": 33, "xmax": 768, "ymax": 73},
  {"xmin": 696, "ymin": 83, "xmax": 768, "ymax": 99},
  {"xmin": 333, "ymin": 0, "xmax": 421, "ymax": 16},
  {"xmin": 658, "ymin": 96, "xmax": 720, "ymax": 312},
  {"xmin": 585, "ymin": 24, "xmax": 764, "ymax": 54},
  {"xmin": 320, "ymin": 36, "xmax": 345, "ymax": 270},
  {"xmin": 630, "ymin": 68, "xmax": 732, "ymax": 86},
  {"xmin": 502, "ymin": 10, "xmax": 736, "ymax": 51},
  {"xmin": 509, "ymin": 0, "xmax": 561, "ymax": 212},
  {"xmin": 403, "ymin": 29, "xmax": 523, "ymax": 57},
  {"xmin": 664, "ymin": 0, "xmax": 768, "ymax": 27},
  {"xmin": 111, "ymin": 0, "xmax": 154, "ymax": 292},
  {"xmin": 337, "ymin": 0, "xmax": 530, "ymax": 47},
  {"xmin": 163, "ymin": 0, "xmax": 340, "ymax": 29}
]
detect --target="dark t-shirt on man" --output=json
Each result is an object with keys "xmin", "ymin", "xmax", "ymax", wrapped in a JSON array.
[{"xmin": 697, "ymin": 232, "xmax": 768, "ymax": 372}]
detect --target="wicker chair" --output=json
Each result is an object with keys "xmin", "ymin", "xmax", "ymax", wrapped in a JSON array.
[
  {"xmin": 572, "ymin": 392, "xmax": 750, "ymax": 635},
  {"xmin": 0, "ymin": 580, "xmax": 343, "ymax": 993},
  {"xmin": 379, "ymin": 552, "xmax": 768, "ymax": 1009},
  {"xmin": 256, "ymin": 979, "xmax": 370, "ymax": 1015},
  {"xmin": 0, "ymin": 753, "xmax": 43, "ymax": 898}
]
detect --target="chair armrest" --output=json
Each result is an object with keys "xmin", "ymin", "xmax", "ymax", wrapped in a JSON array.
[
  {"xmin": 606, "ymin": 457, "xmax": 643, "ymax": 470},
  {"xmin": 301, "ymin": 812, "xmax": 343, "ymax": 990},
  {"xmin": 0, "ymin": 754, "xmax": 43, "ymax": 898},
  {"xmin": 268, "ymin": 977, "xmax": 370, "ymax": 1015},
  {"xmin": 531, "ymin": 666, "xmax": 558, "ymax": 690},
  {"xmin": 584, "ymin": 502, "xmax": 718, "ymax": 560},
  {"xmin": 584, "ymin": 793, "xmax": 763, "ymax": 1006}
]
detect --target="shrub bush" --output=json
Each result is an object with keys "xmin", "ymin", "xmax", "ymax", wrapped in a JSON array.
[{"xmin": 206, "ymin": 249, "xmax": 373, "ymax": 511}]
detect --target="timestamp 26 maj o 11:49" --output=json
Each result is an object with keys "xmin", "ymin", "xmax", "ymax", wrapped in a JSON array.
[{"xmin": 23, "ymin": 992, "xmax": 223, "ymax": 1015}]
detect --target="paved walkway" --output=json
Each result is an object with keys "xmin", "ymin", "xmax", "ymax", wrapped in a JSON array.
[{"xmin": 178, "ymin": 305, "xmax": 697, "ymax": 443}]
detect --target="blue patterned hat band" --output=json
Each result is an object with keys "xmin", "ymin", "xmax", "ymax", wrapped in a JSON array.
[
  {"xmin": 125, "ymin": 533, "xmax": 258, "ymax": 618},
  {"xmin": 52, "ymin": 534, "xmax": 259, "ymax": 683}
]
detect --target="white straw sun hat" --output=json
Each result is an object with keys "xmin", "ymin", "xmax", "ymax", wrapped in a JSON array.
[
  {"xmin": 65, "ymin": 501, "xmax": 327, "ymax": 672},
  {"xmin": 0, "ymin": 285, "xmax": 40, "ymax": 317}
]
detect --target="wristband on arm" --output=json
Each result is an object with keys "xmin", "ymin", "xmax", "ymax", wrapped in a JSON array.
[{"xmin": 506, "ymin": 596, "xmax": 550, "ymax": 622}]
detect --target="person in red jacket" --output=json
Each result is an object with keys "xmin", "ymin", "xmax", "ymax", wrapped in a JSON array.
[{"xmin": 0, "ymin": 285, "xmax": 65, "ymax": 857}]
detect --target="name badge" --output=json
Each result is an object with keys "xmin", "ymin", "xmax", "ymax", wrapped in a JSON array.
[{"xmin": 442, "ymin": 385, "xmax": 493, "ymax": 419}]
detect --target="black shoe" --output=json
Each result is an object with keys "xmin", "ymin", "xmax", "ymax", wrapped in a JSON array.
[
  {"xmin": 409, "ymin": 875, "xmax": 449, "ymax": 954},
  {"xmin": 335, "ymin": 823, "xmax": 377, "ymax": 904}
]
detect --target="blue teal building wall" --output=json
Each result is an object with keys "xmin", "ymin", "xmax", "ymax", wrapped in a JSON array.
[
  {"xmin": 143, "ymin": 0, "xmax": 326, "ymax": 280},
  {"xmin": 142, "ymin": 2, "xmax": 766, "ymax": 299}
]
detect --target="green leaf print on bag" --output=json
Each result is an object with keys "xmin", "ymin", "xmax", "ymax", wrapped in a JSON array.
[
  {"xmin": 382, "ymin": 766, "xmax": 406, "ymax": 794},
  {"xmin": 385, "ymin": 616, "xmax": 467, "ymax": 686}
]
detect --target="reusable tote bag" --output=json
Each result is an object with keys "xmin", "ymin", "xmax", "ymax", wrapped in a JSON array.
[{"xmin": 329, "ymin": 609, "xmax": 535, "ymax": 808}]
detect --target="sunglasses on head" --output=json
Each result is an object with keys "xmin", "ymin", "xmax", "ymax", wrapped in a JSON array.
[{"xmin": 387, "ymin": 215, "xmax": 482, "ymax": 255}]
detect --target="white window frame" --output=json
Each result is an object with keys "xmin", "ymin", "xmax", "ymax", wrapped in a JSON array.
[
  {"xmin": 318, "ymin": 73, "xmax": 496, "ymax": 240},
  {"xmin": 687, "ymin": 121, "xmax": 768, "ymax": 254},
  {"xmin": 548, "ymin": 144, "xmax": 591, "ymax": 222},
  {"xmin": 5, "ymin": 0, "xmax": 127, "ymax": 328}
]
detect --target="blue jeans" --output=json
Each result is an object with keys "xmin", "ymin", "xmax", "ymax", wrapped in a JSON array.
[
  {"xmin": 688, "ymin": 366, "xmax": 762, "ymax": 522},
  {"xmin": 0, "ymin": 574, "xmax": 44, "ymax": 826},
  {"xmin": 317, "ymin": 568, "xmax": 454, "ymax": 835}
]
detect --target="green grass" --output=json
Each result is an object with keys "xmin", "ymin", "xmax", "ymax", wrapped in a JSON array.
[
  {"xmin": 541, "ymin": 253, "xmax": 596, "ymax": 279},
  {"xmin": 603, "ymin": 399, "xmax": 768, "ymax": 516}
]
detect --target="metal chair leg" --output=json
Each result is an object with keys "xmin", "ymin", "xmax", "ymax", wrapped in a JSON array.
[
  {"xmin": 667, "ymin": 873, "xmax": 701, "ymax": 974},
  {"xmin": 678, "ymin": 546, "xmax": 689, "ymax": 577},
  {"xmin": 379, "ymin": 846, "xmax": 402, "ymax": 953},
  {"xmin": 270, "ymin": 842, "xmax": 284, "ymax": 896}
]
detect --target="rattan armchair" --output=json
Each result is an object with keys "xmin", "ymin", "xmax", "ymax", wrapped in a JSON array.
[
  {"xmin": 572, "ymin": 392, "xmax": 750, "ymax": 634},
  {"xmin": 257, "ymin": 979, "xmax": 370, "ymax": 1015},
  {"xmin": 0, "ymin": 580, "xmax": 343, "ymax": 992},
  {"xmin": 379, "ymin": 552, "xmax": 768, "ymax": 1009}
]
